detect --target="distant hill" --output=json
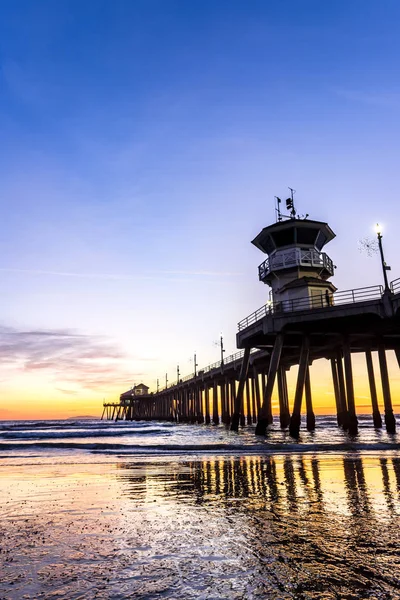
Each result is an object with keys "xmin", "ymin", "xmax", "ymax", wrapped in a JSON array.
[{"xmin": 66, "ymin": 415, "xmax": 98, "ymax": 420}]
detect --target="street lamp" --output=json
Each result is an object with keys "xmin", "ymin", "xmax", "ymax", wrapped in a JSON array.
[
  {"xmin": 220, "ymin": 333, "xmax": 225, "ymax": 366},
  {"xmin": 375, "ymin": 223, "xmax": 391, "ymax": 291},
  {"xmin": 177, "ymin": 364, "xmax": 180, "ymax": 383}
]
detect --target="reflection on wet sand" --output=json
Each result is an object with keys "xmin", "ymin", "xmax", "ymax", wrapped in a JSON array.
[
  {"xmin": 2, "ymin": 455, "xmax": 400, "ymax": 599},
  {"xmin": 117, "ymin": 455, "xmax": 400, "ymax": 598},
  {"xmin": 118, "ymin": 454, "xmax": 398, "ymax": 513}
]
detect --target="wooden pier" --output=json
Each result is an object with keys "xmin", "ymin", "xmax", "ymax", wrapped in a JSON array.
[{"xmin": 103, "ymin": 204, "xmax": 400, "ymax": 437}]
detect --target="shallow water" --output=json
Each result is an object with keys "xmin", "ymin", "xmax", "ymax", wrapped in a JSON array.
[
  {"xmin": 1, "ymin": 415, "xmax": 400, "ymax": 463},
  {"xmin": 1, "ymin": 419, "xmax": 400, "ymax": 598}
]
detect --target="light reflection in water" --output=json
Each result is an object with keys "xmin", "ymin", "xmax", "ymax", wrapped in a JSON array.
[
  {"xmin": 116, "ymin": 455, "xmax": 400, "ymax": 598},
  {"xmin": 2, "ymin": 455, "xmax": 400, "ymax": 599}
]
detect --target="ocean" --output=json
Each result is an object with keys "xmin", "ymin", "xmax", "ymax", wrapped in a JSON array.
[
  {"xmin": 1, "ymin": 416, "xmax": 400, "ymax": 598},
  {"xmin": 1, "ymin": 415, "xmax": 400, "ymax": 460}
]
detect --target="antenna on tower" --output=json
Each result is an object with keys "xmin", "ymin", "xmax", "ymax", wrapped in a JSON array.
[
  {"xmin": 286, "ymin": 187, "xmax": 296, "ymax": 219},
  {"xmin": 275, "ymin": 196, "xmax": 282, "ymax": 222}
]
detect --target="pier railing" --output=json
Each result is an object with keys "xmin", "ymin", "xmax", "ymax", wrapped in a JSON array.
[
  {"xmin": 238, "ymin": 284, "xmax": 384, "ymax": 331},
  {"xmin": 391, "ymin": 277, "xmax": 400, "ymax": 294},
  {"xmin": 258, "ymin": 248, "xmax": 334, "ymax": 281},
  {"xmin": 157, "ymin": 349, "xmax": 260, "ymax": 393}
]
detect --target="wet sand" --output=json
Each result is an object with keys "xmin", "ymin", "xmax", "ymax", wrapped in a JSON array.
[{"xmin": 1, "ymin": 454, "xmax": 400, "ymax": 599}]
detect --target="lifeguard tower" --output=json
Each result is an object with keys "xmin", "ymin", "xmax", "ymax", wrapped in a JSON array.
[{"xmin": 252, "ymin": 190, "xmax": 337, "ymax": 311}]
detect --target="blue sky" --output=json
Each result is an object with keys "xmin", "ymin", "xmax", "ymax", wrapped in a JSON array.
[{"xmin": 1, "ymin": 0, "xmax": 400, "ymax": 415}]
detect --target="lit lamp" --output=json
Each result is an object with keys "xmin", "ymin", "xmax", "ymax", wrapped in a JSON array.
[{"xmin": 375, "ymin": 223, "xmax": 391, "ymax": 291}]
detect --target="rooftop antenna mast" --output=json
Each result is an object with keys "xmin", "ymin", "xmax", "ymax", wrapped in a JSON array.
[
  {"xmin": 275, "ymin": 196, "xmax": 282, "ymax": 222},
  {"xmin": 286, "ymin": 187, "xmax": 296, "ymax": 219}
]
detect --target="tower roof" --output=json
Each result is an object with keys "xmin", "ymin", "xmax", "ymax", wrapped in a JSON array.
[{"xmin": 252, "ymin": 218, "xmax": 335, "ymax": 254}]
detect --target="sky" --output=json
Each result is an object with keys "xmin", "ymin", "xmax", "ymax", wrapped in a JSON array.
[{"xmin": 1, "ymin": 0, "xmax": 400, "ymax": 419}]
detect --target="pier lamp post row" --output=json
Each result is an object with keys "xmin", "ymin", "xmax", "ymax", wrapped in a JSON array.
[{"xmin": 106, "ymin": 199, "xmax": 399, "ymax": 435}]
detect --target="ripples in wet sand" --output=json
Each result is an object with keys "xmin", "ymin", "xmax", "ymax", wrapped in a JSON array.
[{"xmin": 1, "ymin": 454, "xmax": 400, "ymax": 599}]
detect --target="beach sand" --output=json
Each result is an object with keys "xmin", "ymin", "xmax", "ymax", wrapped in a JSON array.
[{"xmin": 1, "ymin": 454, "xmax": 400, "ymax": 599}]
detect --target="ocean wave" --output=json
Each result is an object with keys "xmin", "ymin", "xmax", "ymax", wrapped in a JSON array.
[
  {"xmin": 0, "ymin": 420, "xmax": 174, "ymax": 431},
  {"xmin": 0, "ymin": 427, "xmax": 172, "ymax": 440},
  {"xmin": 0, "ymin": 440, "xmax": 399, "ymax": 454}
]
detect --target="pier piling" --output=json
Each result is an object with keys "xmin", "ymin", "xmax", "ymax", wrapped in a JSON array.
[
  {"xmin": 305, "ymin": 365, "xmax": 316, "ymax": 431},
  {"xmin": 378, "ymin": 343, "xmax": 396, "ymax": 433},
  {"xmin": 336, "ymin": 350, "xmax": 349, "ymax": 430},
  {"xmin": 343, "ymin": 337, "xmax": 358, "ymax": 435},
  {"xmin": 256, "ymin": 334, "xmax": 284, "ymax": 435},
  {"xmin": 277, "ymin": 366, "xmax": 290, "ymax": 428},
  {"xmin": 365, "ymin": 350, "xmax": 382, "ymax": 428},
  {"xmin": 289, "ymin": 335, "xmax": 310, "ymax": 438},
  {"xmin": 330, "ymin": 358, "xmax": 342, "ymax": 426}
]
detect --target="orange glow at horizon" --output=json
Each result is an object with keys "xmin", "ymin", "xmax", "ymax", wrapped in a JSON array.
[{"xmin": 1, "ymin": 349, "xmax": 399, "ymax": 421}]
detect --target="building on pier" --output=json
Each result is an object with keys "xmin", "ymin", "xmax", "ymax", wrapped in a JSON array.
[
  {"xmin": 101, "ymin": 383, "xmax": 151, "ymax": 421},
  {"xmin": 253, "ymin": 212, "xmax": 337, "ymax": 311},
  {"xmin": 120, "ymin": 383, "xmax": 150, "ymax": 402}
]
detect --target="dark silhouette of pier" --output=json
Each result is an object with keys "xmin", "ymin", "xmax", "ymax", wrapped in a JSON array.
[{"xmin": 103, "ymin": 200, "xmax": 400, "ymax": 437}]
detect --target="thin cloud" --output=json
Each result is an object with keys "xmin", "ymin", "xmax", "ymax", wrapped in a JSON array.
[
  {"xmin": 0, "ymin": 325, "xmax": 142, "ymax": 392},
  {"xmin": 56, "ymin": 388, "xmax": 78, "ymax": 396},
  {"xmin": 0, "ymin": 267, "xmax": 241, "ymax": 280}
]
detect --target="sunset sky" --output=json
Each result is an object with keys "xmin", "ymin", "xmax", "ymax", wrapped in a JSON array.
[{"xmin": 1, "ymin": 0, "xmax": 400, "ymax": 419}]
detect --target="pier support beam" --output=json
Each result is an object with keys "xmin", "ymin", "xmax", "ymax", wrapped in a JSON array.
[
  {"xmin": 336, "ymin": 350, "xmax": 349, "ymax": 430},
  {"xmin": 230, "ymin": 379, "xmax": 236, "ymax": 424},
  {"xmin": 256, "ymin": 334, "xmax": 284, "ymax": 435},
  {"xmin": 289, "ymin": 335, "xmax": 310, "ymax": 438},
  {"xmin": 378, "ymin": 343, "xmax": 396, "ymax": 433},
  {"xmin": 197, "ymin": 386, "xmax": 204, "ymax": 424},
  {"xmin": 231, "ymin": 347, "xmax": 251, "ymax": 431},
  {"xmin": 221, "ymin": 379, "xmax": 228, "ymax": 424},
  {"xmin": 251, "ymin": 374, "xmax": 257, "ymax": 422},
  {"xmin": 277, "ymin": 366, "xmax": 290, "ymax": 428},
  {"xmin": 305, "ymin": 365, "xmax": 316, "ymax": 431},
  {"xmin": 343, "ymin": 337, "xmax": 358, "ymax": 435},
  {"xmin": 330, "ymin": 358, "xmax": 342, "ymax": 426},
  {"xmin": 246, "ymin": 377, "xmax": 252, "ymax": 425},
  {"xmin": 205, "ymin": 386, "xmax": 210, "ymax": 424},
  {"xmin": 253, "ymin": 366, "xmax": 261, "ymax": 420},
  {"xmin": 212, "ymin": 381, "xmax": 219, "ymax": 425},
  {"xmin": 365, "ymin": 350, "xmax": 382, "ymax": 428},
  {"xmin": 225, "ymin": 379, "xmax": 231, "ymax": 424}
]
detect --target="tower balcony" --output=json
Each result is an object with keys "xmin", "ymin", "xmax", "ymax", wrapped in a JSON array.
[{"xmin": 258, "ymin": 248, "xmax": 334, "ymax": 282}]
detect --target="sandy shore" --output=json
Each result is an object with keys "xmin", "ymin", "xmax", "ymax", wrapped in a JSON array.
[{"xmin": 1, "ymin": 454, "xmax": 400, "ymax": 599}]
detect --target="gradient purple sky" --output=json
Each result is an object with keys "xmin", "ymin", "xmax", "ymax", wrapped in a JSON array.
[{"xmin": 1, "ymin": 0, "xmax": 400, "ymax": 417}]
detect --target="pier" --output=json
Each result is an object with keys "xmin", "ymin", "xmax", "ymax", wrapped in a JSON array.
[{"xmin": 103, "ymin": 197, "xmax": 400, "ymax": 436}]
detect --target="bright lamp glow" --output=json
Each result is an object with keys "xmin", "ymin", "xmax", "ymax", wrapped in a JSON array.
[{"xmin": 375, "ymin": 222, "xmax": 382, "ymax": 235}]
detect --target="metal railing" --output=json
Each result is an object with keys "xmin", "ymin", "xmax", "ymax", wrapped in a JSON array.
[
  {"xmin": 258, "ymin": 248, "xmax": 334, "ymax": 281},
  {"xmin": 156, "ymin": 349, "xmax": 260, "ymax": 393},
  {"xmin": 238, "ymin": 284, "xmax": 384, "ymax": 331},
  {"xmin": 391, "ymin": 277, "xmax": 400, "ymax": 294}
]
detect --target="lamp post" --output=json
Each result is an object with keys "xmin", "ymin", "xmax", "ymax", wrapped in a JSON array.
[
  {"xmin": 165, "ymin": 373, "xmax": 168, "ymax": 389},
  {"xmin": 177, "ymin": 364, "xmax": 180, "ymax": 383},
  {"xmin": 157, "ymin": 378, "xmax": 159, "ymax": 393},
  {"xmin": 194, "ymin": 353, "xmax": 198, "ymax": 378},
  {"xmin": 375, "ymin": 224, "xmax": 391, "ymax": 292},
  {"xmin": 220, "ymin": 333, "xmax": 225, "ymax": 366}
]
